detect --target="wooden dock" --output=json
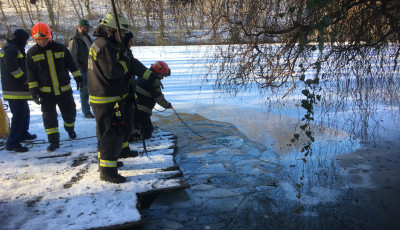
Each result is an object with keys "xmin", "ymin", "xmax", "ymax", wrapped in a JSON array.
[{"xmin": 0, "ymin": 128, "xmax": 189, "ymax": 230}]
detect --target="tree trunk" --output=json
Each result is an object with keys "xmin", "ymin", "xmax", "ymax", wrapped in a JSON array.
[
  {"xmin": 157, "ymin": 0, "xmax": 165, "ymax": 39},
  {"xmin": 70, "ymin": 0, "xmax": 82, "ymax": 18},
  {"xmin": 0, "ymin": 0, "xmax": 12, "ymax": 35},
  {"xmin": 24, "ymin": 0, "xmax": 35, "ymax": 26},
  {"xmin": 43, "ymin": 0, "xmax": 56, "ymax": 29},
  {"xmin": 84, "ymin": 0, "xmax": 91, "ymax": 19},
  {"xmin": 144, "ymin": 1, "xmax": 152, "ymax": 29},
  {"xmin": 11, "ymin": 0, "xmax": 28, "ymax": 31}
]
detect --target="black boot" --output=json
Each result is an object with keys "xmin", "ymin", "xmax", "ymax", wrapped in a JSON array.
[
  {"xmin": 119, "ymin": 147, "xmax": 138, "ymax": 158},
  {"xmin": 47, "ymin": 142, "xmax": 60, "ymax": 152},
  {"xmin": 6, "ymin": 143, "xmax": 29, "ymax": 152},
  {"xmin": 68, "ymin": 130, "xmax": 77, "ymax": 139},
  {"xmin": 100, "ymin": 167, "xmax": 126, "ymax": 184},
  {"xmin": 22, "ymin": 133, "xmax": 37, "ymax": 141},
  {"xmin": 128, "ymin": 133, "xmax": 141, "ymax": 142}
]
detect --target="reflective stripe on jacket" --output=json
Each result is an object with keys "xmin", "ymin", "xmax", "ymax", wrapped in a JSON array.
[
  {"xmin": 136, "ymin": 76, "xmax": 169, "ymax": 115},
  {"xmin": 87, "ymin": 36, "xmax": 128, "ymax": 104},
  {"xmin": 26, "ymin": 41, "xmax": 81, "ymax": 96},
  {"xmin": 0, "ymin": 42, "xmax": 31, "ymax": 100}
]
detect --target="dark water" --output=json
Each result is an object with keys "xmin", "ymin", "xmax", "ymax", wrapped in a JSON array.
[{"xmin": 137, "ymin": 111, "xmax": 395, "ymax": 230}]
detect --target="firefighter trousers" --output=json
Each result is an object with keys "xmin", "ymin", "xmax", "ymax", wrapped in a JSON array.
[
  {"xmin": 92, "ymin": 101, "xmax": 126, "ymax": 168},
  {"xmin": 6, "ymin": 100, "xmax": 30, "ymax": 148},
  {"xmin": 136, "ymin": 110, "xmax": 153, "ymax": 139},
  {"xmin": 41, "ymin": 91, "xmax": 76, "ymax": 143},
  {"xmin": 123, "ymin": 98, "xmax": 134, "ymax": 143}
]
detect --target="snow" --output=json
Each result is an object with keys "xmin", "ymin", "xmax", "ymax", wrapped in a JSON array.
[
  {"xmin": 0, "ymin": 123, "xmax": 180, "ymax": 229},
  {"xmin": 0, "ymin": 42, "xmax": 185, "ymax": 228}
]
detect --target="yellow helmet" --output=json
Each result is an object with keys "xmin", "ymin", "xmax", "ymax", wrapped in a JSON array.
[{"xmin": 100, "ymin": 12, "xmax": 130, "ymax": 31}]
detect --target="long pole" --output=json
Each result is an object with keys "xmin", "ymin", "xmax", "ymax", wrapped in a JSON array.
[{"xmin": 110, "ymin": 0, "xmax": 148, "ymax": 156}]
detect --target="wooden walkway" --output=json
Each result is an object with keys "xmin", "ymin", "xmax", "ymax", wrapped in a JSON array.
[{"xmin": 0, "ymin": 128, "xmax": 189, "ymax": 230}]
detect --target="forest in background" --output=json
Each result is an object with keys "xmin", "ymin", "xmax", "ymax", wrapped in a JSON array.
[{"xmin": 0, "ymin": 0, "xmax": 227, "ymax": 46}]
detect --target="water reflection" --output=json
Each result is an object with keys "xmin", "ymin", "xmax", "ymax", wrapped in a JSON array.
[{"xmin": 142, "ymin": 108, "xmax": 368, "ymax": 229}]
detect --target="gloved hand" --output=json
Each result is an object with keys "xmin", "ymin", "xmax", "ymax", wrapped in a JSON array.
[
  {"xmin": 167, "ymin": 103, "xmax": 173, "ymax": 109},
  {"xmin": 32, "ymin": 94, "xmax": 41, "ymax": 105},
  {"xmin": 77, "ymin": 82, "xmax": 83, "ymax": 92},
  {"xmin": 75, "ymin": 76, "xmax": 83, "ymax": 92},
  {"xmin": 127, "ymin": 75, "xmax": 135, "ymax": 86}
]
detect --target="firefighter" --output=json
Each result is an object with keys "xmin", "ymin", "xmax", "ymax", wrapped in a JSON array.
[
  {"xmin": 135, "ymin": 61, "xmax": 173, "ymax": 139},
  {"xmin": 26, "ymin": 22, "xmax": 83, "ymax": 152},
  {"xmin": 88, "ymin": 12, "xmax": 133, "ymax": 183},
  {"xmin": 121, "ymin": 31, "xmax": 161, "ymax": 148},
  {"xmin": 68, "ymin": 19, "xmax": 94, "ymax": 119},
  {"xmin": 0, "ymin": 29, "xmax": 37, "ymax": 152}
]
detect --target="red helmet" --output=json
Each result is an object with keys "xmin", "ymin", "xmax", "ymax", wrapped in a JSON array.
[
  {"xmin": 151, "ymin": 61, "xmax": 170, "ymax": 77},
  {"xmin": 31, "ymin": 22, "xmax": 52, "ymax": 40}
]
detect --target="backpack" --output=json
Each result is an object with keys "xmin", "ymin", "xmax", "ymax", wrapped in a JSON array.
[{"xmin": 0, "ymin": 98, "xmax": 10, "ymax": 138}]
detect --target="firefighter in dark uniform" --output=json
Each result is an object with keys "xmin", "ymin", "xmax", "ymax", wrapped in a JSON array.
[
  {"xmin": 135, "ymin": 61, "xmax": 172, "ymax": 139},
  {"xmin": 26, "ymin": 22, "xmax": 83, "ymax": 152},
  {"xmin": 88, "ymin": 12, "xmax": 132, "ymax": 183},
  {"xmin": 0, "ymin": 29, "xmax": 37, "ymax": 152},
  {"xmin": 121, "ymin": 31, "xmax": 161, "ymax": 147}
]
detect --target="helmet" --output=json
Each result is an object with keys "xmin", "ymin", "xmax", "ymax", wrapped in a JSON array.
[
  {"xmin": 31, "ymin": 22, "xmax": 52, "ymax": 40},
  {"xmin": 100, "ymin": 12, "xmax": 130, "ymax": 31},
  {"xmin": 151, "ymin": 61, "xmax": 170, "ymax": 77}
]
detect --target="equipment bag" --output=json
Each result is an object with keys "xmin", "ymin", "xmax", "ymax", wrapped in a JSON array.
[{"xmin": 0, "ymin": 99, "xmax": 10, "ymax": 138}]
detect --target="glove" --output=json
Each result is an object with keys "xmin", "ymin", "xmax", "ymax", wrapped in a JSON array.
[
  {"xmin": 77, "ymin": 82, "xmax": 83, "ymax": 92},
  {"xmin": 127, "ymin": 75, "xmax": 135, "ymax": 86},
  {"xmin": 167, "ymin": 103, "xmax": 173, "ymax": 109},
  {"xmin": 32, "ymin": 94, "xmax": 41, "ymax": 105},
  {"xmin": 75, "ymin": 76, "xmax": 83, "ymax": 92},
  {"xmin": 127, "ymin": 75, "xmax": 135, "ymax": 94}
]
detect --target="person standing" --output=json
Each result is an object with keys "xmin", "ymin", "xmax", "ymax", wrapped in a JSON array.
[
  {"xmin": 68, "ymin": 19, "xmax": 94, "ymax": 118},
  {"xmin": 88, "ymin": 12, "xmax": 132, "ymax": 183},
  {"xmin": 121, "ymin": 31, "xmax": 161, "ymax": 150},
  {"xmin": 0, "ymin": 29, "xmax": 37, "ymax": 152},
  {"xmin": 26, "ymin": 22, "xmax": 83, "ymax": 152},
  {"xmin": 135, "ymin": 61, "xmax": 172, "ymax": 139}
]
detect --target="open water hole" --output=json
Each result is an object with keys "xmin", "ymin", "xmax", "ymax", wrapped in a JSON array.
[{"xmin": 138, "ymin": 106, "xmax": 379, "ymax": 230}]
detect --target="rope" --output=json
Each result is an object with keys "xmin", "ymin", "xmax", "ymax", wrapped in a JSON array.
[
  {"xmin": 172, "ymin": 107, "xmax": 206, "ymax": 140},
  {"xmin": 0, "ymin": 135, "xmax": 98, "ymax": 151},
  {"xmin": 154, "ymin": 105, "xmax": 206, "ymax": 140}
]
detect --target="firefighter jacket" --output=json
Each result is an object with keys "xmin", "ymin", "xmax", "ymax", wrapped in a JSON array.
[
  {"xmin": 69, "ymin": 30, "xmax": 92, "ymax": 70},
  {"xmin": 136, "ymin": 71, "xmax": 170, "ymax": 115},
  {"xmin": 87, "ymin": 33, "xmax": 129, "ymax": 104},
  {"xmin": 124, "ymin": 48, "xmax": 158, "ymax": 84},
  {"xmin": 26, "ymin": 41, "xmax": 82, "ymax": 97},
  {"xmin": 0, "ymin": 41, "xmax": 31, "ymax": 100}
]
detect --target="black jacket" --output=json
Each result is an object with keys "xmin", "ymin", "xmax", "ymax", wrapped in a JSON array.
[
  {"xmin": 124, "ymin": 48, "xmax": 159, "ymax": 91},
  {"xmin": 26, "ymin": 41, "xmax": 82, "ymax": 97},
  {"xmin": 87, "ymin": 26, "xmax": 129, "ymax": 104},
  {"xmin": 69, "ymin": 30, "xmax": 92, "ymax": 70},
  {"xmin": 0, "ymin": 41, "xmax": 31, "ymax": 100},
  {"xmin": 136, "ymin": 68, "xmax": 170, "ymax": 115}
]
